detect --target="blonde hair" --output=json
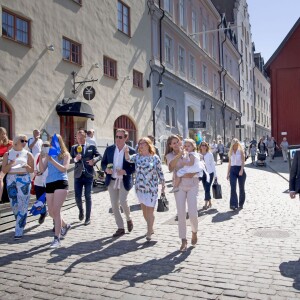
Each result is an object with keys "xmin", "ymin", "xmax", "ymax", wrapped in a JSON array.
[
  {"xmin": 164, "ymin": 134, "xmax": 180, "ymax": 163},
  {"xmin": 138, "ymin": 137, "xmax": 155, "ymax": 156},
  {"xmin": 0, "ymin": 127, "xmax": 9, "ymax": 145},
  {"xmin": 13, "ymin": 134, "xmax": 27, "ymax": 146},
  {"xmin": 199, "ymin": 141, "xmax": 211, "ymax": 154},
  {"xmin": 228, "ymin": 138, "xmax": 244, "ymax": 157},
  {"xmin": 183, "ymin": 138, "xmax": 196, "ymax": 151}
]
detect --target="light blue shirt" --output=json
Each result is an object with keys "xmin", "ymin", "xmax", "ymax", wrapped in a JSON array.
[{"xmin": 46, "ymin": 155, "xmax": 68, "ymax": 184}]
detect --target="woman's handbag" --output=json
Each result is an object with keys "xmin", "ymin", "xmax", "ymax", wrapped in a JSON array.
[
  {"xmin": 30, "ymin": 176, "xmax": 36, "ymax": 195},
  {"xmin": 157, "ymin": 193, "xmax": 169, "ymax": 212},
  {"xmin": 212, "ymin": 178, "xmax": 222, "ymax": 199}
]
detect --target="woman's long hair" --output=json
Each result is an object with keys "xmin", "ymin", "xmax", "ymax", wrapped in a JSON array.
[
  {"xmin": 0, "ymin": 127, "xmax": 9, "ymax": 145},
  {"xmin": 56, "ymin": 134, "xmax": 69, "ymax": 160},
  {"xmin": 164, "ymin": 134, "xmax": 180, "ymax": 163},
  {"xmin": 138, "ymin": 137, "xmax": 155, "ymax": 155},
  {"xmin": 228, "ymin": 138, "xmax": 243, "ymax": 157},
  {"xmin": 198, "ymin": 141, "xmax": 211, "ymax": 154}
]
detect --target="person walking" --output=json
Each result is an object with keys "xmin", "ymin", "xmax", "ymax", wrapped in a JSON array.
[
  {"xmin": 125, "ymin": 137, "xmax": 165, "ymax": 241},
  {"xmin": 249, "ymin": 143, "xmax": 257, "ymax": 165},
  {"xmin": 266, "ymin": 136, "xmax": 275, "ymax": 162},
  {"xmin": 258, "ymin": 138, "xmax": 267, "ymax": 154},
  {"xmin": 71, "ymin": 129, "xmax": 102, "ymax": 225},
  {"xmin": 1, "ymin": 134, "xmax": 34, "ymax": 239},
  {"xmin": 289, "ymin": 150, "xmax": 300, "ymax": 199},
  {"xmin": 101, "ymin": 128, "xmax": 135, "ymax": 237},
  {"xmin": 210, "ymin": 140, "xmax": 218, "ymax": 164},
  {"xmin": 28, "ymin": 129, "xmax": 43, "ymax": 157},
  {"xmin": 280, "ymin": 137, "xmax": 289, "ymax": 162},
  {"xmin": 227, "ymin": 138, "xmax": 246, "ymax": 210},
  {"xmin": 165, "ymin": 134, "xmax": 199, "ymax": 252},
  {"xmin": 217, "ymin": 140, "xmax": 225, "ymax": 164},
  {"xmin": 32, "ymin": 141, "xmax": 50, "ymax": 225},
  {"xmin": 86, "ymin": 129, "xmax": 97, "ymax": 147},
  {"xmin": 39, "ymin": 134, "xmax": 71, "ymax": 249},
  {"xmin": 199, "ymin": 141, "xmax": 216, "ymax": 210}
]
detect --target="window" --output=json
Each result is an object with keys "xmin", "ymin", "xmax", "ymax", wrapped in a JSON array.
[
  {"xmin": 247, "ymin": 103, "xmax": 249, "ymax": 121},
  {"xmin": 133, "ymin": 70, "xmax": 143, "ymax": 89},
  {"xmin": 118, "ymin": 1, "xmax": 130, "ymax": 36},
  {"xmin": 2, "ymin": 9, "xmax": 30, "ymax": 45},
  {"xmin": 241, "ymin": 40, "xmax": 243, "ymax": 53},
  {"xmin": 189, "ymin": 55, "xmax": 195, "ymax": 80},
  {"xmin": 202, "ymin": 64, "xmax": 208, "ymax": 86},
  {"xmin": 165, "ymin": 35, "xmax": 173, "ymax": 65},
  {"xmin": 171, "ymin": 107, "xmax": 176, "ymax": 127},
  {"xmin": 166, "ymin": 105, "xmax": 170, "ymax": 126},
  {"xmin": 212, "ymin": 34, "xmax": 216, "ymax": 59},
  {"xmin": 179, "ymin": 0, "xmax": 186, "ymax": 28},
  {"xmin": 243, "ymin": 100, "xmax": 245, "ymax": 114},
  {"xmin": 62, "ymin": 37, "xmax": 82, "ymax": 65},
  {"xmin": 178, "ymin": 46, "xmax": 185, "ymax": 73},
  {"xmin": 103, "ymin": 56, "xmax": 117, "ymax": 79},
  {"xmin": 164, "ymin": 0, "xmax": 173, "ymax": 15},
  {"xmin": 191, "ymin": 11, "xmax": 197, "ymax": 35},
  {"xmin": 213, "ymin": 73, "xmax": 218, "ymax": 94},
  {"xmin": 202, "ymin": 21, "xmax": 207, "ymax": 50}
]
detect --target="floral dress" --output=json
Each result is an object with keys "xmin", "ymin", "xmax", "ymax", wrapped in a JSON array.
[{"xmin": 130, "ymin": 154, "xmax": 165, "ymax": 207}]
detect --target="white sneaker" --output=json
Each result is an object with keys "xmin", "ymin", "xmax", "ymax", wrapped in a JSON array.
[
  {"xmin": 61, "ymin": 224, "xmax": 71, "ymax": 238},
  {"xmin": 49, "ymin": 238, "xmax": 61, "ymax": 249},
  {"xmin": 170, "ymin": 187, "xmax": 179, "ymax": 193}
]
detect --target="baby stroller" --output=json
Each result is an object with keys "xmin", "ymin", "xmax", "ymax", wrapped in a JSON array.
[
  {"xmin": 256, "ymin": 152, "xmax": 267, "ymax": 167},
  {"xmin": 93, "ymin": 161, "xmax": 106, "ymax": 187}
]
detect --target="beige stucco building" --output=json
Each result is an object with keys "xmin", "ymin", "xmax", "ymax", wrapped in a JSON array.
[{"xmin": 0, "ymin": 0, "xmax": 152, "ymax": 151}]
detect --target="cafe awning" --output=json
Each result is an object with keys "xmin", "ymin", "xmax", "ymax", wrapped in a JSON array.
[{"xmin": 56, "ymin": 101, "xmax": 94, "ymax": 119}]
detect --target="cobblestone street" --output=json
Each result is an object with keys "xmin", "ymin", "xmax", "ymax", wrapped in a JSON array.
[{"xmin": 1, "ymin": 159, "xmax": 300, "ymax": 300}]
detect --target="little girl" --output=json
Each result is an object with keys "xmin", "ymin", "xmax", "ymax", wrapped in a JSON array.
[
  {"xmin": 170, "ymin": 139, "xmax": 208, "ymax": 193},
  {"xmin": 249, "ymin": 143, "xmax": 257, "ymax": 165}
]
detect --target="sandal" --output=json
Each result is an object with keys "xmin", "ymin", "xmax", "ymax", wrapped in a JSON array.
[
  {"xmin": 180, "ymin": 239, "xmax": 187, "ymax": 252},
  {"xmin": 191, "ymin": 232, "xmax": 197, "ymax": 246},
  {"xmin": 202, "ymin": 205, "xmax": 208, "ymax": 210}
]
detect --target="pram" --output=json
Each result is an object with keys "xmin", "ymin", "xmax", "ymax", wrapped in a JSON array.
[
  {"xmin": 93, "ymin": 161, "xmax": 106, "ymax": 187},
  {"xmin": 256, "ymin": 152, "xmax": 267, "ymax": 167}
]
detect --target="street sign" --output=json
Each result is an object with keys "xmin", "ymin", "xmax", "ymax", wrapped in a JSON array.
[
  {"xmin": 188, "ymin": 121, "xmax": 206, "ymax": 129},
  {"xmin": 235, "ymin": 125, "xmax": 245, "ymax": 129},
  {"xmin": 83, "ymin": 86, "xmax": 96, "ymax": 100}
]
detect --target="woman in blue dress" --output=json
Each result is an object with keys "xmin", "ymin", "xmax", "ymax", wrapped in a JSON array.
[{"xmin": 125, "ymin": 137, "xmax": 165, "ymax": 241}]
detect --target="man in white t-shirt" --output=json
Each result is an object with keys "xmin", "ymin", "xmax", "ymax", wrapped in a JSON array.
[
  {"xmin": 86, "ymin": 129, "xmax": 97, "ymax": 147},
  {"xmin": 28, "ymin": 129, "xmax": 43, "ymax": 157}
]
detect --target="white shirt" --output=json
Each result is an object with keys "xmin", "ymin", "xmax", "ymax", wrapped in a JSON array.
[
  {"xmin": 33, "ymin": 153, "xmax": 48, "ymax": 187},
  {"xmin": 203, "ymin": 152, "xmax": 216, "ymax": 175},
  {"xmin": 112, "ymin": 145, "xmax": 125, "ymax": 178},
  {"xmin": 210, "ymin": 143, "xmax": 218, "ymax": 153},
  {"xmin": 87, "ymin": 137, "xmax": 97, "ymax": 147},
  {"xmin": 230, "ymin": 149, "xmax": 243, "ymax": 166},
  {"xmin": 28, "ymin": 138, "xmax": 43, "ymax": 157}
]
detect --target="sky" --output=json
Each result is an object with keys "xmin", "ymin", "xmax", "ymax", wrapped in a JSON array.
[{"xmin": 247, "ymin": 0, "xmax": 300, "ymax": 63}]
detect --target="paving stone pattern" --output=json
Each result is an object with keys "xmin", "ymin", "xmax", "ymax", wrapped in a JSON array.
[{"xmin": 1, "ymin": 158, "xmax": 300, "ymax": 300}]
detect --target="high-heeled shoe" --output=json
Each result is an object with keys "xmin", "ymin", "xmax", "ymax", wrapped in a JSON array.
[
  {"xmin": 191, "ymin": 232, "xmax": 197, "ymax": 246},
  {"xmin": 180, "ymin": 239, "xmax": 187, "ymax": 252}
]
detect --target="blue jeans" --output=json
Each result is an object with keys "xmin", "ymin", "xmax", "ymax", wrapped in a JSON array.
[
  {"xmin": 75, "ymin": 175, "xmax": 93, "ymax": 220},
  {"xmin": 229, "ymin": 166, "xmax": 246, "ymax": 208},
  {"xmin": 201, "ymin": 172, "xmax": 214, "ymax": 201}
]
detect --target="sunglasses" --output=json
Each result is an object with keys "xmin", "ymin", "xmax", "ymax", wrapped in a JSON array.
[
  {"xmin": 42, "ymin": 144, "xmax": 50, "ymax": 147},
  {"xmin": 20, "ymin": 139, "xmax": 28, "ymax": 143},
  {"xmin": 115, "ymin": 136, "xmax": 124, "ymax": 139}
]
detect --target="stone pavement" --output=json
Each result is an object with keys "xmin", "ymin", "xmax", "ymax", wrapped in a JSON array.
[{"xmin": 1, "ymin": 156, "xmax": 300, "ymax": 300}]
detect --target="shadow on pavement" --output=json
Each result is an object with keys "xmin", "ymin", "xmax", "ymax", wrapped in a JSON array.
[
  {"xmin": 111, "ymin": 248, "xmax": 192, "ymax": 287},
  {"xmin": 48, "ymin": 235, "xmax": 156, "ymax": 274},
  {"xmin": 211, "ymin": 210, "xmax": 239, "ymax": 223},
  {"xmin": 279, "ymin": 260, "xmax": 300, "ymax": 290}
]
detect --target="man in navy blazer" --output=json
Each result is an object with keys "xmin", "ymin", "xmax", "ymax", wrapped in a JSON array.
[
  {"xmin": 71, "ymin": 129, "xmax": 101, "ymax": 225},
  {"xmin": 101, "ymin": 128, "xmax": 135, "ymax": 237},
  {"xmin": 290, "ymin": 150, "xmax": 300, "ymax": 199}
]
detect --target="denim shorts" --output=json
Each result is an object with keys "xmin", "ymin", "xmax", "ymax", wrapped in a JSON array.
[{"xmin": 46, "ymin": 180, "xmax": 68, "ymax": 193}]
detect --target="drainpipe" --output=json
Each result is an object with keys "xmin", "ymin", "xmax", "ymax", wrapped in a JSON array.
[{"xmin": 238, "ymin": 54, "xmax": 243, "ymax": 140}]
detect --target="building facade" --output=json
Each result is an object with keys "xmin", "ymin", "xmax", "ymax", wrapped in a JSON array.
[
  {"xmin": 265, "ymin": 18, "xmax": 300, "ymax": 145},
  {"xmin": 253, "ymin": 53, "xmax": 271, "ymax": 141},
  {"xmin": 0, "ymin": 0, "xmax": 152, "ymax": 151}
]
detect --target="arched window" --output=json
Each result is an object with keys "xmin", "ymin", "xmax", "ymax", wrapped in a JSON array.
[
  {"xmin": 166, "ymin": 105, "xmax": 170, "ymax": 126},
  {"xmin": 0, "ymin": 98, "xmax": 12, "ymax": 138},
  {"xmin": 114, "ymin": 115, "xmax": 137, "ymax": 147},
  {"xmin": 171, "ymin": 107, "xmax": 176, "ymax": 127}
]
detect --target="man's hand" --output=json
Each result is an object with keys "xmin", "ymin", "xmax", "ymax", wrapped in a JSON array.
[
  {"xmin": 86, "ymin": 159, "xmax": 94, "ymax": 166},
  {"xmin": 117, "ymin": 169, "xmax": 126, "ymax": 176},
  {"xmin": 105, "ymin": 168, "xmax": 113, "ymax": 175},
  {"xmin": 76, "ymin": 154, "xmax": 82, "ymax": 161}
]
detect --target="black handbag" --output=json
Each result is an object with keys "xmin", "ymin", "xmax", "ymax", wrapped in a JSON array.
[
  {"xmin": 212, "ymin": 178, "xmax": 222, "ymax": 199},
  {"xmin": 157, "ymin": 193, "xmax": 169, "ymax": 212}
]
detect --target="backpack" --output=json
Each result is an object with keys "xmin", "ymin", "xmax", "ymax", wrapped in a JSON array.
[{"xmin": 27, "ymin": 137, "xmax": 33, "ymax": 153}]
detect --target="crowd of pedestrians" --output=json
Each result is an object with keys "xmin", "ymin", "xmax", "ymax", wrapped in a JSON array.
[{"xmin": 0, "ymin": 126, "xmax": 297, "ymax": 252}]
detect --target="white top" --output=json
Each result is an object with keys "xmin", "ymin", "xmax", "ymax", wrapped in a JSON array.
[
  {"xmin": 87, "ymin": 137, "xmax": 97, "ymax": 147},
  {"xmin": 8, "ymin": 148, "xmax": 29, "ymax": 173},
  {"xmin": 210, "ymin": 143, "xmax": 218, "ymax": 153},
  {"xmin": 203, "ymin": 152, "xmax": 216, "ymax": 175},
  {"xmin": 230, "ymin": 149, "xmax": 243, "ymax": 166},
  {"xmin": 112, "ymin": 145, "xmax": 125, "ymax": 178},
  {"xmin": 33, "ymin": 153, "xmax": 48, "ymax": 187},
  {"xmin": 28, "ymin": 138, "xmax": 43, "ymax": 157}
]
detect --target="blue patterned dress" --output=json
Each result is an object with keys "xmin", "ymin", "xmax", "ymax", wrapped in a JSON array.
[{"xmin": 130, "ymin": 154, "xmax": 165, "ymax": 207}]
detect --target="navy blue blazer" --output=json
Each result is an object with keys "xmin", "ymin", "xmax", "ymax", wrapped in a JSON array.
[
  {"xmin": 290, "ymin": 150, "xmax": 300, "ymax": 193},
  {"xmin": 101, "ymin": 144, "xmax": 135, "ymax": 191}
]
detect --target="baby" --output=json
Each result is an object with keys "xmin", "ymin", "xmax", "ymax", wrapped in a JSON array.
[{"xmin": 170, "ymin": 138, "xmax": 208, "ymax": 193}]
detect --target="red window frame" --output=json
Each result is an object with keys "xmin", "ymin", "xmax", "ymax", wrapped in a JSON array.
[
  {"xmin": 62, "ymin": 36, "xmax": 82, "ymax": 65},
  {"xmin": 117, "ymin": 0, "xmax": 130, "ymax": 36},
  {"xmin": 2, "ymin": 9, "xmax": 31, "ymax": 46},
  {"xmin": 133, "ymin": 70, "xmax": 143, "ymax": 89},
  {"xmin": 103, "ymin": 56, "xmax": 117, "ymax": 79}
]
